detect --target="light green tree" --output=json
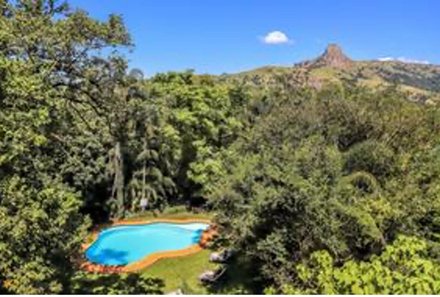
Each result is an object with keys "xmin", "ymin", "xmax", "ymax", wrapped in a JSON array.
[{"xmin": 268, "ymin": 236, "xmax": 440, "ymax": 295}]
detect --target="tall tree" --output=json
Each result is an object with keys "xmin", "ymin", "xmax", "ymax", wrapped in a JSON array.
[{"xmin": 0, "ymin": 0, "xmax": 132, "ymax": 292}]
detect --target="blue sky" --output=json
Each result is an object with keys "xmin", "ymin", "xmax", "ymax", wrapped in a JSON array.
[{"xmin": 69, "ymin": 0, "xmax": 439, "ymax": 76}]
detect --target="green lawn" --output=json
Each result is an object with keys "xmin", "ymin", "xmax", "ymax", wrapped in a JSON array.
[
  {"xmin": 141, "ymin": 249, "xmax": 257, "ymax": 294},
  {"xmin": 141, "ymin": 249, "xmax": 218, "ymax": 294}
]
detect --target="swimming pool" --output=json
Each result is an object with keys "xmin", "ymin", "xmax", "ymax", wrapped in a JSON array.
[{"xmin": 85, "ymin": 222, "xmax": 210, "ymax": 266}]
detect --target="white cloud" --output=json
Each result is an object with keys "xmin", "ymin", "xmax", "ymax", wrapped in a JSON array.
[
  {"xmin": 261, "ymin": 31, "xmax": 291, "ymax": 45},
  {"xmin": 378, "ymin": 57, "xmax": 395, "ymax": 62},
  {"xmin": 378, "ymin": 56, "xmax": 430, "ymax": 64}
]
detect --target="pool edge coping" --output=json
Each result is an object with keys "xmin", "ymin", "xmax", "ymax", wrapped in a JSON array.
[{"xmin": 81, "ymin": 218, "xmax": 215, "ymax": 273}]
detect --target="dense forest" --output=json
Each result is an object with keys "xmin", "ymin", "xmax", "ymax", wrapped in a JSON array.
[{"xmin": 1, "ymin": 0, "xmax": 440, "ymax": 294}]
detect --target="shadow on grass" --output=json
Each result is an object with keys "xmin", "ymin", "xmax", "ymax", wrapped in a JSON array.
[
  {"xmin": 207, "ymin": 254, "xmax": 262, "ymax": 294},
  {"xmin": 70, "ymin": 272, "xmax": 165, "ymax": 294}
]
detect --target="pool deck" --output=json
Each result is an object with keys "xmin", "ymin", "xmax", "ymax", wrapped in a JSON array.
[{"xmin": 81, "ymin": 218, "xmax": 217, "ymax": 273}]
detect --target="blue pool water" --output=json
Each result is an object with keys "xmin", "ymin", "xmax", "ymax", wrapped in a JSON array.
[{"xmin": 85, "ymin": 222, "xmax": 209, "ymax": 266}]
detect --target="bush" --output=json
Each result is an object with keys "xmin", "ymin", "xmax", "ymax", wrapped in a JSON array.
[{"xmin": 344, "ymin": 140, "xmax": 397, "ymax": 179}]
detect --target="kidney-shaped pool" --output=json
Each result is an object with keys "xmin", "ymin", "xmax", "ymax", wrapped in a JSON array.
[{"xmin": 85, "ymin": 222, "xmax": 210, "ymax": 266}]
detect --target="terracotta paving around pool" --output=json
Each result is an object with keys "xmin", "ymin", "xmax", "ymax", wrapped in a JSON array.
[{"xmin": 80, "ymin": 218, "xmax": 217, "ymax": 274}]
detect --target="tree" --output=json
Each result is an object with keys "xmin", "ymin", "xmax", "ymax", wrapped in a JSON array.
[
  {"xmin": 210, "ymin": 86, "xmax": 440, "ymax": 289},
  {"xmin": 149, "ymin": 71, "xmax": 242, "ymax": 203},
  {"xmin": 0, "ymin": 176, "xmax": 89, "ymax": 294},
  {"xmin": 0, "ymin": 0, "xmax": 131, "ymax": 292},
  {"xmin": 268, "ymin": 236, "xmax": 440, "ymax": 294}
]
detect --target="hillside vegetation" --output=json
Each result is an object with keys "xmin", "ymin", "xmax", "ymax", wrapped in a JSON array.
[{"xmin": 224, "ymin": 45, "xmax": 440, "ymax": 105}]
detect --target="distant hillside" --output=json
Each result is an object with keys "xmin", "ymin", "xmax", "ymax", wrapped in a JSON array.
[{"xmin": 222, "ymin": 44, "xmax": 440, "ymax": 104}]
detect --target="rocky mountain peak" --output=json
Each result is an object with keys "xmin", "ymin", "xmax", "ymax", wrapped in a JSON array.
[
  {"xmin": 316, "ymin": 44, "xmax": 353, "ymax": 68},
  {"xmin": 299, "ymin": 44, "xmax": 354, "ymax": 69}
]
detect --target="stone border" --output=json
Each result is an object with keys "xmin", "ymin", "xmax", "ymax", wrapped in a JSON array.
[{"xmin": 81, "ymin": 218, "xmax": 216, "ymax": 273}]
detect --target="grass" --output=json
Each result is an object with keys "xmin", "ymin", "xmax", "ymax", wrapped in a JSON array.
[
  {"xmin": 309, "ymin": 66, "xmax": 339, "ymax": 79},
  {"xmin": 141, "ymin": 249, "xmax": 258, "ymax": 294},
  {"xmin": 141, "ymin": 249, "xmax": 218, "ymax": 294}
]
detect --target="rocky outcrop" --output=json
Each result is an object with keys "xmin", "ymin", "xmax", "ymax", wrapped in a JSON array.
[{"xmin": 299, "ymin": 44, "xmax": 354, "ymax": 69}]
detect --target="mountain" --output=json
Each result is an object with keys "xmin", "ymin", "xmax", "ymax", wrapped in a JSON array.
[
  {"xmin": 223, "ymin": 44, "xmax": 440, "ymax": 104},
  {"xmin": 299, "ymin": 43, "xmax": 354, "ymax": 69}
]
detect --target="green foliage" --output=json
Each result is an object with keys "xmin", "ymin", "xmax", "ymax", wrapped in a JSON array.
[
  {"xmin": 211, "ymin": 135, "xmax": 389, "ymax": 285},
  {"xmin": 0, "ymin": 176, "xmax": 89, "ymax": 294},
  {"xmin": 271, "ymin": 235, "xmax": 440, "ymax": 294},
  {"xmin": 211, "ymin": 85, "xmax": 440, "ymax": 289},
  {"xmin": 0, "ymin": 0, "xmax": 128, "ymax": 292},
  {"xmin": 148, "ymin": 71, "xmax": 243, "ymax": 201},
  {"xmin": 344, "ymin": 140, "xmax": 397, "ymax": 179}
]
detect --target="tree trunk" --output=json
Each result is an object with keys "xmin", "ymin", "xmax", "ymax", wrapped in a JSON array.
[
  {"xmin": 142, "ymin": 138, "xmax": 147, "ymax": 205},
  {"xmin": 110, "ymin": 141, "xmax": 125, "ymax": 219}
]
